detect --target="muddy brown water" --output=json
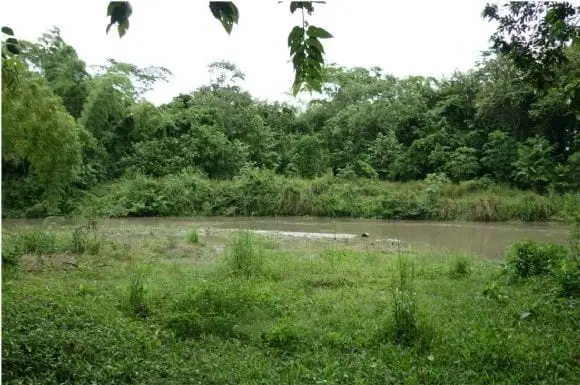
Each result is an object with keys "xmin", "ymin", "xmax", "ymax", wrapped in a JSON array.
[{"xmin": 2, "ymin": 216, "xmax": 571, "ymax": 258}]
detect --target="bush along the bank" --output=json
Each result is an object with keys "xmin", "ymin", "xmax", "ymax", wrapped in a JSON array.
[
  {"xmin": 67, "ymin": 168, "xmax": 573, "ymax": 222},
  {"xmin": 505, "ymin": 239, "xmax": 580, "ymax": 297}
]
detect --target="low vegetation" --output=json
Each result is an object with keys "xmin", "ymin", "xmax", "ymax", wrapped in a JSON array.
[
  {"xmin": 2, "ymin": 224, "xmax": 579, "ymax": 384},
  {"xmin": 65, "ymin": 169, "xmax": 577, "ymax": 222}
]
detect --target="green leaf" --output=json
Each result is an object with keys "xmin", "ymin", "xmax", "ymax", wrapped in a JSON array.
[
  {"xmin": 209, "ymin": 2, "xmax": 239, "ymax": 35},
  {"xmin": 292, "ymin": 79, "xmax": 303, "ymax": 96},
  {"xmin": 107, "ymin": 2, "xmax": 117, "ymax": 16},
  {"xmin": 2, "ymin": 26, "xmax": 14, "ymax": 36},
  {"xmin": 292, "ymin": 51, "xmax": 306, "ymax": 68},
  {"xmin": 305, "ymin": 38, "xmax": 324, "ymax": 53},
  {"xmin": 288, "ymin": 26, "xmax": 304, "ymax": 47},
  {"xmin": 6, "ymin": 37, "xmax": 20, "ymax": 55},
  {"xmin": 118, "ymin": 19, "xmax": 129, "ymax": 38},
  {"xmin": 106, "ymin": 2, "xmax": 132, "ymax": 36},
  {"xmin": 290, "ymin": 40, "xmax": 304, "ymax": 56},
  {"xmin": 290, "ymin": 2, "xmax": 314, "ymax": 14},
  {"xmin": 307, "ymin": 25, "xmax": 333, "ymax": 39}
]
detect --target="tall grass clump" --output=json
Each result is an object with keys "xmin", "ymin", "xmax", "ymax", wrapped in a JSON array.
[
  {"xmin": 128, "ymin": 274, "xmax": 149, "ymax": 318},
  {"xmin": 70, "ymin": 226, "xmax": 103, "ymax": 255},
  {"xmin": 222, "ymin": 231, "xmax": 264, "ymax": 277},
  {"xmin": 378, "ymin": 255, "xmax": 433, "ymax": 351},
  {"xmin": 187, "ymin": 229, "xmax": 200, "ymax": 244}
]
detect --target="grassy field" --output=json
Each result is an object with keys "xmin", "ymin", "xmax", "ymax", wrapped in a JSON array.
[{"xmin": 2, "ymin": 223, "xmax": 580, "ymax": 385}]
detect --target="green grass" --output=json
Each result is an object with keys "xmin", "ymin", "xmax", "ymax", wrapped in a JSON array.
[
  {"xmin": 186, "ymin": 229, "xmax": 200, "ymax": 244},
  {"xmin": 60, "ymin": 170, "xmax": 578, "ymax": 222},
  {"xmin": 2, "ymin": 227, "xmax": 580, "ymax": 384}
]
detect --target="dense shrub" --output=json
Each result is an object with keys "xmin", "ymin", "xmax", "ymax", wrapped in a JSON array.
[
  {"xmin": 72, "ymin": 173, "xmax": 571, "ymax": 222},
  {"xmin": 505, "ymin": 240, "xmax": 568, "ymax": 279}
]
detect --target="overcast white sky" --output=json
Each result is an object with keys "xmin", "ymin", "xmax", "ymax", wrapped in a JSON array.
[{"xmin": 2, "ymin": 1, "xmax": 498, "ymax": 106}]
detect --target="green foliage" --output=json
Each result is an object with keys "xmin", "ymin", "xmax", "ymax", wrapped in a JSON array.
[
  {"xmin": 513, "ymin": 136, "xmax": 556, "ymax": 191},
  {"xmin": 376, "ymin": 256, "xmax": 434, "ymax": 351},
  {"xmin": 1, "ymin": 227, "xmax": 105, "ymax": 266},
  {"xmin": 444, "ymin": 147, "xmax": 481, "ymax": 182},
  {"xmin": 506, "ymin": 240, "xmax": 568, "ymax": 279},
  {"xmin": 290, "ymin": 134, "xmax": 330, "ymax": 178},
  {"xmin": 483, "ymin": 2, "xmax": 580, "ymax": 87},
  {"xmin": 75, "ymin": 172, "xmax": 571, "ymax": 222},
  {"xmin": 481, "ymin": 130, "xmax": 518, "ymax": 182},
  {"xmin": 2, "ymin": 60, "xmax": 83, "ymax": 207},
  {"xmin": 21, "ymin": 27, "xmax": 90, "ymax": 118}
]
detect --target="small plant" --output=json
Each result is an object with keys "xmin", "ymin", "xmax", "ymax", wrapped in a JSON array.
[
  {"xmin": 128, "ymin": 274, "xmax": 149, "ymax": 318},
  {"xmin": 186, "ymin": 229, "xmax": 200, "ymax": 244},
  {"xmin": 449, "ymin": 255, "xmax": 472, "ymax": 278},
  {"xmin": 505, "ymin": 240, "xmax": 567, "ymax": 279}
]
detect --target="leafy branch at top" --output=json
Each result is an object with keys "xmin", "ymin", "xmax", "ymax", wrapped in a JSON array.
[
  {"xmin": 287, "ymin": 2, "xmax": 333, "ymax": 95},
  {"xmin": 105, "ymin": 1, "xmax": 332, "ymax": 96}
]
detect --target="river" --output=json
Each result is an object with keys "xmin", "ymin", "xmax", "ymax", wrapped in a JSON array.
[{"xmin": 2, "ymin": 217, "xmax": 570, "ymax": 258}]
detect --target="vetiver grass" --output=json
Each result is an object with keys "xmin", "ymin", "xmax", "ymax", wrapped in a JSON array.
[{"xmin": 2, "ymin": 226, "xmax": 579, "ymax": 385}]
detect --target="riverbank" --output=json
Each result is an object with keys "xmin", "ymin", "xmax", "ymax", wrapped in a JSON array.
[
  {"xmin": 28, "ymin": 170, "xmax": 578, "ymax": 222},
  {"xmin": 2, "ymin": 226, "xmax": 579, "ymax": 384}
]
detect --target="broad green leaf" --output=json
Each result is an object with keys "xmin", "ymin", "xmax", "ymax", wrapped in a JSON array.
[
  {"xmin": 118, "ymin": 19, "xmax": 129, "ymax": 38},
  {"xmin": 290, "ymin": 40, "xmax": 303, "ymax": 56},
  {"xmin": 106, "ymin": 1, "xmax": 132, "ymax": 36},
  {"xmin": 307, "ymin": 25, "xmax": 333, "ymax": 39},
  {"xmin": 290, "ymin": 2, "xmax": 314, "ymax": 15},
  {"xmin": 288, "ymin": 26, "xmax": 304, "ymax": 47},
  {"xmin": 2, "ymin": 26, "xmax": 14, "ymax": 36},
  {"xmin": 305, "ymin": 37, "xmax": 324, "ymax": 53},
  {"xmin": 6, "ymin": 38, "xmax": 20, "ymax": 55},
  {"xmin": 306, "ymin": 46, "xmax": 323, "ymax": 62},
  {"xmin": 209, "ymin": 2, "xmax": 239, "ymax": 34},
  {"xmin": 292, "ymin": 51, "xmax": 306, "ymax": 68}
]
